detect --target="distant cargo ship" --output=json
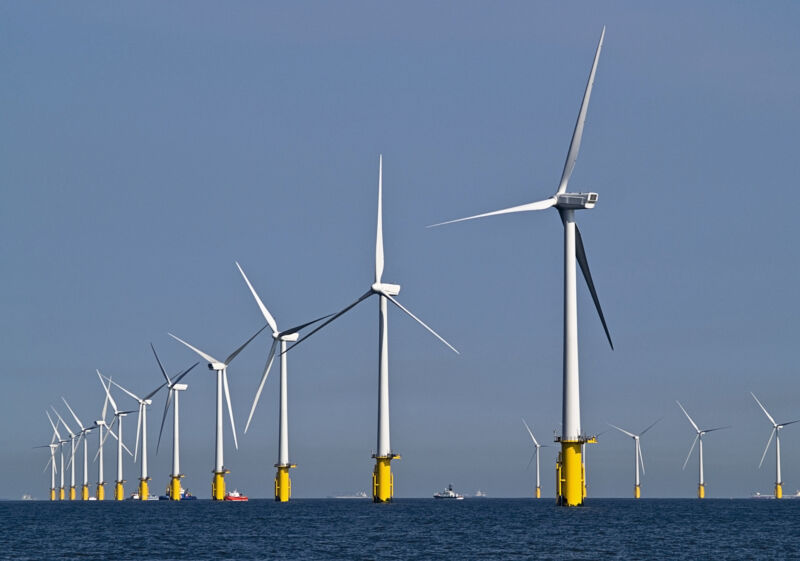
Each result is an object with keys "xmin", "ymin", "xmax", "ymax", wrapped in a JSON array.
[{"xmin": 433, "ymin": 484, "xmax": 464, "ymax": 500}]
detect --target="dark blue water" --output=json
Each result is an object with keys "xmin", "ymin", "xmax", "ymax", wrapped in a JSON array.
[{"xmin": 2, "ymin": 499, "xmax": 799, "ymax": 560}]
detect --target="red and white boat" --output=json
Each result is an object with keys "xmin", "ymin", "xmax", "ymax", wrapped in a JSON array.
[{"xmin": 223, "ymin": 489, "xmax": 248, "ymax": 501}]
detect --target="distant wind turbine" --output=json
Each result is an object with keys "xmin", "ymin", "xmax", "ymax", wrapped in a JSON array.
[
  {"xmin": 97, "ymin": 371, "xmax": 135, "ymax": 500},
  {"xmin": 50, "ymin": 406, "xmax": 79, "ymax": 500},
  {"xmin": 609, "ymin": 419, "xmax": 660, "ymax": 498},
  {"xmin": 522, "ymin": 419, "xmax": 548, "ymax": 498},
  {"xmin": 169, "ymin": 324, "xmax": 268, "ymax": 500},
  {"xmin": 676, "ymin": 401, "xmax": 729, "ymax": 499},
  {"xmin": 751, "ymin": 392, "xmax": 800, "ymax": 499}
]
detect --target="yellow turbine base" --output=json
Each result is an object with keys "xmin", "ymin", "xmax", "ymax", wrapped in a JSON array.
[
  {"xmin": 634, "ymin": 485, "xmax": 641, "ymax": 499},
  {"xmin": 535, "ymin": 486, "xmax": 541, "ymax": 499},
  {"xmin": 556, "ymin": 441, "xmax": 584, "ymax": 507},
  {"xmin": 69, "ymin": 486, "xmax": 76, "ymax": 501},
  {"xmin": 698, "ymin": 484, "xmax": 705, "ymax": 499},
  {"xmin": 50, "ymin": 488, "xmax": 56, "ymax": 501},
  {"xmin": 96, "ymin": 484, "xmax": 104, "ymax": 501},
  {"xmin": 372, "ymin": 456, "xmax": 397, "ymax": 503},
  {"xmin": 776, "ymin": 483, "xmax": 782, "ymax": 499},
  {"xmin": 139, "ymin": 478, "xmax": 149, "ymax": 500},
  {"xmin": 275, "ymin": 466, "xmax": 293, "ymax": 502},
  {"xmin": 114, "ymin": 481, "xmax": 124, "ymax": 501},
  {"xmin": 59, "ymin": 488, "xmax": 65, "ymax": 500},
  {"xmin": 170, "ymin": 475, "xmax": 183, "ymax": 501},
  {"xmin": 212, "ymin": 471, "xmax": 226, "ymax": 501},
  {"xmin": 81, "ymin": 485, "xmax": 89, "ymax": 501}
]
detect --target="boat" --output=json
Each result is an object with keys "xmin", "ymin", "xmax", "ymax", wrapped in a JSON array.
[
  {"xmin": 127, "ymin": 492, "xmax": 160, "ymax": 501},
  {"xmin": 474, "ymin": 490, "xmax": 487, "ymax": 498},
  {"xmin": 223, "ymin": 489, "xmax": 248, "ymax": 501},
  {"xmin": 332, "ymin": 491, "xmax": 369, "ymax": 499},
  {"xmin": 433, "ymin": 484, "xmax": 464, "ymax": 500},
  {"xmin": 158, "ymin": 487, "xmax": 197, "ymax": 501}
]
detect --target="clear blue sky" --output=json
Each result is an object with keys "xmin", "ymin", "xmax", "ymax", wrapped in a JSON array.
[{"xmin": 2, "ymin": 1, "xmax": 800, "ymax": 499}]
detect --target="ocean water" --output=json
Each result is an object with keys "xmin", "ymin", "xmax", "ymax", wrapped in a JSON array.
[{"xmin": 2, "ymin": 498, "xmax": 799, "ymax": 560}]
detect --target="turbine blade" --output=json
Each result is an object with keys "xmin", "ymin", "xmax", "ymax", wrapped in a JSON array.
[
  {"xmin": 224, "ymin": 323, "xmax": 270, "ymax": 366},
  {"xmin": 100, "ymin": 418, "xmax": 116, "ymax": 449},
  {"xmin": 104, "ymin": 376, "xmax": 143, "ymax": 404},
  {"xmin": 46, "ymin": 411, "xmax": 62, "ymax": 441},
  {"xmin": 778, "ymin": 419, "xmax": 800, "ymax": 428},
  {"xmin": 223, "ymin": 371, "xmax": 238, "ymax": 450},
  {"xmin": 522, "ymin": 418, "xmax": 540, "ymax": 447},
  {"xmin": 750, "ymin": 392, "xmax": 777, "ymax": 426},
  {"xmin": 150, "ymin": 343, "xmax": 172, "ymax": 385},
  {"xmin": 156, "ymin": 389, "xmax": 173, "ymax": 455},
  {"xmin": 526, "ymin": 449, "xmax": 537, "ymax": 470},
  {"xmin": 556, "ymin": 26, "xmax": 605, "ymax": 195},
  {"xmin": 383, "ymin": 293, "xmax": 459, "ymax": 354},
  {"xmin": 639, "ymin": 418, "xmax": 662, "ymax": 436},
  {"xmin": 143, "ymin": 380, "xmax": 168, "ymax": 402},
  {"xmin": 61, "ymin": 397, "xmax": 85, "ymax": 431},
  {"xmin": 608, "ymin": 423, "xmax": 636, "ymax": 438},
  {"xmin": 574, "ymin": 224, "xmax": 613, "ymax": 349},
  {"xmin": 703, "ymin": 425, "xmax": 731, "ymax": 433},
  {"xmin": 134, "ymin": 405, "xmax": 142, "ymax": 462},
  {"xmin": 682, "ymin": 433, "xmax": 699, "ymax": 471},
  {"xmin": 758, "ymin": 428, "xmax": 776, "ymax": 469},
  {"xmin": 101, "ymin": 386, "xmax": 109, "ymax": 422},
  {"xmin": 51, "ymin": 408, "xmax": 74, "ymax": 438},
  {"xmin": 676, "ymin": 401, "xmax": 700, "ymax": 433},
  {"xmin": 280, "ymin": 313, "xmax": 335, "ymax": 337},
  {"xmin": 638, "ymin": 440, "xmax": 646, "ymax": 475},
  {"xmin": 376, "ymin": 154, "xmax": 385, "ymax": 284},
  {"xmin": 172, "ymin": 362, "xmax": 199, "ymax": 385},
  {"xmin": 244, "ymin": 339, "xmax": 278, "ymax": 434},
  {"xmin": 427, "ymin": 198, "xmax": 557, "ymax": 228},
  {"xmin": 236, "ymin": 262, "xmax": 278, "ymax": 333},
  {"xmin": 286, "ymin": 289, "xmax": 374, "ymax": 353},
  {"xmin": 97, "ymin": 371, "xmax": 119, "ymax": 414},
  {"xmin": 168, "ymin": 333, "xmax": 219, "ymax": 365}
]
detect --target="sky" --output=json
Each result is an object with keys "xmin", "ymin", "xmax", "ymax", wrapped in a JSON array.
[{"xmin": 2, "ymin": 1, "xmax": 800, "ymax": 500}]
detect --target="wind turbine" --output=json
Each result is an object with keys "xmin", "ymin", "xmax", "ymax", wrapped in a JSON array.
[
  {"xmin": 104, "ymin": 376, "xmax": 167, "ymax": 500},
  {"xmin": 609, "ymin": 419, "xmax": 660, "ymax": 498},
  {"xmin": 429, "ymin": 28, "xmax": 612, "ymax": 507},
  {"xmin": 46, "ymin": 411, "xmax": 66, "ymax": 500},
  {"xmin": 97, "ymin": 371, "xmax": 135, "ymax": 500},
  {"xmin": 39, "ymin": 413, "xmax": 62, "ymax": 501},
  {"xmin": 237, "ymin": 262, "xmax": 329, "ymax": 502},
  {"xmin": 522, "ymin": 419, "xmax": 548, "ymax": 498},
  {"xmin": 62, "ymin": 397, "xmax": 97, "ymax": 500},
  {"xmin": 288, "ymin": 155, "xmax": 459, "ymax": 503},
  {"xmin": 50, "ymin": 406, "xmax": 79, "ymax": 500},
  {"xmin": 751, "ymin": 392, "xmax": 800, "ymax": 499},
  {"xmin": 676, "ymin": 401, "xmax": 729, "ymax": 499},
  {"xmin": 152, "ymin": 344, "xmax": 198, "ymax": 501},
  {"xmin": 169, "ymin": 324, "xmax": 268, "ymax": 500}
]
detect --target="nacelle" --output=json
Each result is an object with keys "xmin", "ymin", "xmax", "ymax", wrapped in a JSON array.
[
  {"xmin": 372, "ymin": 282, "xmax": 401, "ymax": 296},
  {"xmin": 557, "ymin": 192, "xmax": 598, "ymax": 210},
  {"xmin": 280, "ymin": 332, "xmax": 299, "ymax": 342},
  {"xmin": 173, "ymin": 383, "xmax": 188, "ymax": 391},
  {"xmin": 209, "ymin": 362, "xmax": 226, "ymax": 371}
]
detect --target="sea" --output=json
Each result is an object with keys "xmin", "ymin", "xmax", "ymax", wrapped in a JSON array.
[{"xmin": 2, "ymin": 498, "xmax": 798, "ymax": 560}]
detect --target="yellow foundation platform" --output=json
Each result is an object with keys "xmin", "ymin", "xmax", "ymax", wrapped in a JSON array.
[
  {"xmin": 555, "ymin": 436, "xmax": 595, "ymax": 507},
  {"xmin": 138, "ymin": 477, "xmax": 150, "ymax": 500},
  {"xmin": 169, "ymin": 475, "xmax": 183, "ymax": 501},
  {"xmin": 81, "ymin": 484, "xmax": 89, "ymax": 501},
  {"xmin": 372, "ymin": 454, "xmax": 400, "ymax": 503},
  {"xmin": 69, "ymin": 486, "xmax": 76, "ymax": 501},
  {"xmin": 59, "ymin": 488, "xmax": 65, "ymax": 500},
  {"xmin": 274, "ymin": 464, "xmax": 296, "ymax": 502},
  {"xmin": 212, "ymin": 470, "xmax": 229, "ymax": 501},
  {"xmin": 776, "ymin": 483, "xmax": 782, "ymax": 499},
  {"xmin": 96, "ymin": 484, "xmax": 104, "ymax": 501},
  {"xmin": 535, "ymin": 486, "xmax": 541, "ymax": 499},
  {"xmin": 114, "ymin": 481, "xmax": 124, "ymax": 501},
  {"xmin": 697, "ymin": 483, "xmax": 705, "ymax": 499},
  {"xmin": 50, "ymin": 488, "xmax": 56, "ymax": 501},
  {"xmin": 634, "ymin": 485, "xmax": 641, "ymax": 499}
]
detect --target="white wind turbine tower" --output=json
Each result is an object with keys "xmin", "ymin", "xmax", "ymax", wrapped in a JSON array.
[
  {"xmin": 46, "ymin": 411, "xmax": 66, "ymax": 500},
  {"xmin": 62, "ymin": 397, "xmax": 97, "ymax": 501},
  {"xmin": 104, "ymin": 376, "xmax": 167, "ymax": 500},
  {"xmin": 288, "ymin": 155, "xmax": 459, "ymax": 503},
  {"xmin": 169, "ymin": 324, "xmax": 268, "ymax": 500},
  {"xmin": 237, "ymin": 262, "xmax": 329, "ymax": 502},
  {"xmin": 429, "ymin": 28, "xmax": 612, "ymax": 507},
  {"xmin": 50, "ymin": 406, "xmax": 80, "ymax": 500},
  {"xmin": 609, "ymin": 419, "xmax": 660, "ymax": 498},
  {"xmin": 751, "ymin": 392, "xmax": 800, "ymax": 499},
  {"xmin": 152, "ymin": 344, "xmax": 198, "ymax": 501},
  {"xmin": 97, "ymin": 371, "xmax": 135, "ymax": 500},
  {"xmin": 677, "ymin": 401, "xmax": 729, "ymax": 499},
  {"xmin": 522, "ymin": 419, "xmax": 548, "ymax": 498}
]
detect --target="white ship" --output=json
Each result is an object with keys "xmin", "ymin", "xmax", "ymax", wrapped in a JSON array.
[{"xmin": 433, "ymin": 484, "xmax": 464, "ymax": 500}]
